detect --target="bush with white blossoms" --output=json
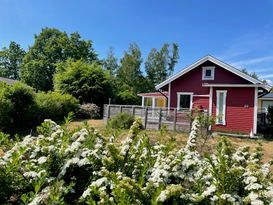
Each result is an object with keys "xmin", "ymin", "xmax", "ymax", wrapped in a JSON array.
[{"xmin": 0, "ymin": 117, "xmax": 273, "ymax": 204}]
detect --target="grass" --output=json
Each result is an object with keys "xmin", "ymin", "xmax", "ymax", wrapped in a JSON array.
[{"xmin": 69, "ymin": 119, "xmax": 273, "ymax": 162}]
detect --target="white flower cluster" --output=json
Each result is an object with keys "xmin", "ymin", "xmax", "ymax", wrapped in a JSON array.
[{"xmin": 1, "ymin": 117, "xmax": 272, "ymax": 205}]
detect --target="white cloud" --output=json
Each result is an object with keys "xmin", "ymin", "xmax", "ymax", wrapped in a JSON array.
[
  {"xmin": 249, "ymin": 68, "xmax": 273, "ymax": 73},
  {"xmin": 261, "ymin": 73, "xmax": 273, "ymax": 79},
  {"xmin": 229, "ymin": 56, "xmax": 273, "ymax": 68}
]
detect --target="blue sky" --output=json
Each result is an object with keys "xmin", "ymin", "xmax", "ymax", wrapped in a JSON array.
[{"xmin": 1, "ymin": 0, "xmax": 273, "ymax": 84}]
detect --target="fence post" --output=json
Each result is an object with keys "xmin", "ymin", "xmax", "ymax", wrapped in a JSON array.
[
  {"xmin": 144, "ymin": 107, "xmax": 148, "ymax": 129},
  {"xmin": 107, "ymin": 105, "xmax": 111, "ymax": 119},
  {"xmin": 132, "ymin": 106, "xmax": 136, "ymax": 117},
  {"xmin": 120, "ymin": 105, "xmax": 122, "ymax": 113},
  {"xmin": 173, "ymin": 108, "xmax": 177, "ymax": 131},
  {"xmin": 158, "ymin": 108, "xmax": 162, "ymax": 130}
]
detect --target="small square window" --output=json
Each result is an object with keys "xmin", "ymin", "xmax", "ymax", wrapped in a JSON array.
[
  {"xmin": 205, "ymin": 69, "xmax": 212, "ymax": 77},
  {"xmin": 202, "ymin": 66, "xmax": 215, "ymax": 80}
]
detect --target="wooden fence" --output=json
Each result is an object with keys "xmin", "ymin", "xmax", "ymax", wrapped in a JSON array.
[{"xmin": 103, "ymin": 104, "xmax": 193, "ymax": 132}]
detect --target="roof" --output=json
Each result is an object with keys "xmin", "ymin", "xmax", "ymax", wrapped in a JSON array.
[
  {"xmin": 155, "ymin": 55, "xmax": 272, "ymax": 91},
  {"xmin": 259, "ymin": 92, "xmax": 273, "ymax": 100},
  {"xmin": 0, "ymin": 77, "xmax": 18, "ymax": 85},
  {"xmin": 138, "ymin": 92, "xmax": 168, "ymax": 97}
]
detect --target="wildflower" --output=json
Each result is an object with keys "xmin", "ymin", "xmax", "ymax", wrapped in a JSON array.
[{"xmin": 38, "ymin": 156, "xmax": 47, "ymax": 164}]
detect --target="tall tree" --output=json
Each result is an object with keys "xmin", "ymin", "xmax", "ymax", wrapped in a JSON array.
[
  {"xmin": 241, "ymin": 68, "xmax": 259, "ymax": 80},
  {"xmin": 114, "ymin": 43, "xmax": 147, "ymax": 104},
  {"xmin": 21, "ymin": 27, "xmax": 98, "ymax": 91},
  {"xmin": 168, "ymin": 43, "xmax": 179, "ymax": 76},
  {"xmin": 145, "ymin": 43, "xmax": 179, "ymax": 90},
  {"xmin": 117, "ymin": 43, "xmax": 144, "ymax": 93},
  {"xmin": 0, "ymin": 41, "xmax": 25, "ymax": 80},
  {"xmin": 103, "ymin": 47, "xmax": 119, "ymax": 76}
]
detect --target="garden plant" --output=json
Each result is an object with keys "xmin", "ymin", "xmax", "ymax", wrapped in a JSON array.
[{"xmin": 0, "ymin": 115, "xmax": 272, "ymax": 204}]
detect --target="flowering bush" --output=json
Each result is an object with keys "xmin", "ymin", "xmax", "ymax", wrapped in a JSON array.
[
  {"xmin": 77, "ymin": 103, "xmax": 100, "ymax": 119},
  {"xmin": 0, "ymin": 117, "xmax": 272, "ymax": 204}
]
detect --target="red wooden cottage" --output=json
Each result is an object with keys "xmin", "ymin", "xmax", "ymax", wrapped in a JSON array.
[{"xmin": 155, "ymin": 55, "xmax": 272, "ymax": 135}]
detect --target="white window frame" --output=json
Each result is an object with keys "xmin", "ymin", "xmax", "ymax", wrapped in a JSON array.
[
  {"xmin": 216, "ymin": 90, "xmax": 227, "ymax": 125},
  {"xmin": 177, "ymin": 92, "xmax": 193, "ymax": 111},
  {"xmin": 202, "ymin": 66, "xmax": 215, "ymax": 80}
]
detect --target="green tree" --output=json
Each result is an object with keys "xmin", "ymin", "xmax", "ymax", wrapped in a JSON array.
[
  {"xmin": 103, "ymin": 47, "xmax": 119, "ymax": 76},
  {"xmin": 168, "ymin": 43, "xmax": 179, "ymax": 76},
  {"xmin": 117, "ymin": 43, "xmax": 143, "ymax": 91},
  {"xmin": 0, "ymin": 41, "xmax": 25, "ymax": 79},
  {"xmin": 54, "ymin": 60, "xmax": 112, "ymax": 108},
  {"xmin": 115, "ymin": 43, "xmax": 147, "ymax": 104},
  {"xmin": 241, "ymin": 68, "xmax": 259, "ymax": 80},
  {"xmin": 145, "ymin": 43, "xmax": 179, "ymax": 89},
  {"xmin": 21, "ymin": 28, "xmax": 98, "ymax": 91}
]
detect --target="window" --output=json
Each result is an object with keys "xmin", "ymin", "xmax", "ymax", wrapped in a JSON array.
[
  {"xmin": 202, "ymin": 66, "xmax": 215, "ymax": 80},
  {"xmin": 177, "ymin": 92, "xmax": 193, "ymax": 111},
  {"xmin": 144, "ymin": 98, "xmax": 152, "ymax": 107},
  {"xmin": 216, "ymin": 90, "xmax": 227, "ymax": 125}
]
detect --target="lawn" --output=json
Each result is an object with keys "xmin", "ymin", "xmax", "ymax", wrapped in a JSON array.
[{"xmin": 69, "ymin": 119, "xmax": 273, "ymax": 162}]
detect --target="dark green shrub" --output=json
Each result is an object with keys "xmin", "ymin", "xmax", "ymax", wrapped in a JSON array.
[
  {"xmin": 0, "ymin": 82, "xmax": 13, "ymax": 131},
  {"xmin": 0, "ymin": 82, "xmax": 37, "ymax": 134},
  {"xmin": 9, "ymin": 83, "xmax": 37, "ymax": 133},
  {"xmin": 267, "ymin": 105, "xmax": 273, "ymax": 125},
  {"xmin": 76, "ymin": 103, "xmax": 100, "ymax": 119},
  {"xmin": 36, "ymin": 92, "xmax": 79, "ymax": 122},
  {"xmin": 115, "ymin": 90, "xmax": 140, "ymax": 105},
  {"xmin": 107, "ymin": 113, "xmax": 135, "ymax": 129},
  {"xmin": 0, "ymin": 82, "xmax": 79, "ymax": 135}
]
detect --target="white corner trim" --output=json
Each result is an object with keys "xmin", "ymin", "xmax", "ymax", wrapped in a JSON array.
[
  {"xmin": 253, "ymin": 87, "xmax": 258, "ymax": 134},
  {"xmin": 141, "ymin": 96, "xmax": 145, "ymax": 107},
  {"xmin": 155, "ymin": 55, "xmax": 266, "ymax": 90},
  {"xmin": 152, "ymin": 97, "xmax": 156, "ymax": 108},
  {"xmin": 202, "ymin": 66, "xmax": 215, "ymax": 80},
  {"xmin": 168, "ymin": 83, "xmax": 171, "ymax": 110},
  {"xmin": 209, "ymin": 87, "xmax": 213, "ymax": 116},
  {"xmin": 177, "ymin": 92, "xmax": 193, "ymax": 110},
  {"xmin": 216, "ymin": 90, "xmax": 227, "ymax": 125}
]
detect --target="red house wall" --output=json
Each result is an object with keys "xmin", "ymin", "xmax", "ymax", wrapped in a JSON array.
[
  {"xmin": 169, "ymin": 60, "xmax": 255, "ymax": 134},
  {"xmin": 192, "ymin": 96, "xmax": 209, "ymax": 110},
  {"xmin": 170, "ymin": 61, "xmax": 250, "ymax": 108},
  {"xmin": 212, "ymin": 87, "xmax": 254, "ymax": 134}
]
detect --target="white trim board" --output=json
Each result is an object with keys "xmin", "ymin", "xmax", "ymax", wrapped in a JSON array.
[
  {"xmin": 209, "ymin": 87, "xmax": 213, "ymax": 116},
  {"xmin": 193, "ymin": 94, "xmax": 210, "ymax": 97},
  {"xmin": 253, "ymin": 87, "xmax": 258, "ymax": 134},
  {"xmin": 168, "ymin": 83, "xmax": 171, "ymax": 110},
  {"xmin": 202, "ymin": 83, "xmax": 267, "ymax": 88},
  {"xmin": 259, "ymin": 98, "xmax": 273, "ymax": 101},
  {"xmin": 155, "ymin": 55, "xmax": 271, "ymax": 91}
]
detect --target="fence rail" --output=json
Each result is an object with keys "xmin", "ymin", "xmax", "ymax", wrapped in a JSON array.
[{"xmin": 103, "ymin": 104, "xmax": 193, "ymax": 132}]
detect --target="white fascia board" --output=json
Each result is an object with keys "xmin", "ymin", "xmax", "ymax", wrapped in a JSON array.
[
  {"xmin": 155, "ymin": 55, "xmax": 266, "ymax": 90},
  {"xmin": 259, "ymin": 98, "xmax": 273, "ymax": 101}
]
